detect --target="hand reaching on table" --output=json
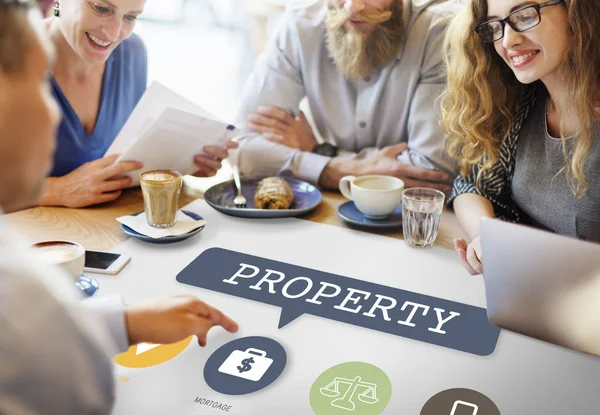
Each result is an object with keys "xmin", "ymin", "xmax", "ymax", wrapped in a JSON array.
[
  {"xmin": 454, "ymin": 237, "xmax": 483, "ymax": 275},
  {"xmin": 360, "ymin": 143, "xmax": 452, "ymax": 192},
  {"xmin": 125, "ymin": 294, "xmax": 239, "ymax": 347},
  {"xmin": 38, "ymin": 154, "xmax": 143, "ymax": 208},
  {"xmin": 320, "ymin": 143, "xmax": 452, "ymax": 190},
  {"xmin": 193, "ymin": 141, "xmax": 238, "ymax": 177}
]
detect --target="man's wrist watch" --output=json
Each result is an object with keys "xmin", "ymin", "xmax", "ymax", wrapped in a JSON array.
[{"xmin": 312, "ymin": 142, "xmax": 338, "ymax": 157}]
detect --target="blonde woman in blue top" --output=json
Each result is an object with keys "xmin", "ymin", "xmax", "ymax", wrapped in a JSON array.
[{"xmin": 37, "ymin": 0, "xmax": 233, "ymax": 208}]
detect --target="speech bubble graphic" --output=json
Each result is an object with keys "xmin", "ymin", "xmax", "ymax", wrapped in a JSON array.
[{"xmin": 176, "ymin": 248, "xmax": 500, "ymax": 356}]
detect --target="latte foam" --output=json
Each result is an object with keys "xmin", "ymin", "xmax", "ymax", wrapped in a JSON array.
[
  {"xmin": 34, "ymin": 244, "xmax": 83, "ymax": 265},
  {"xmin": 142, "ymin": 172, "xmax": 178, "ymax": 182}
]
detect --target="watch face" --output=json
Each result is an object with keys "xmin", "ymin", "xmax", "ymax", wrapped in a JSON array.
[{"xmin": 313, "ymin": 143, "xmax": 337, "ymax": 157}]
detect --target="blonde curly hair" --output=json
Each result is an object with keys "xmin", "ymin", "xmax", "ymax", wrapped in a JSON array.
[{"xmin": 441, "ymin": 0, "xmax": 600, "ymax": 196}]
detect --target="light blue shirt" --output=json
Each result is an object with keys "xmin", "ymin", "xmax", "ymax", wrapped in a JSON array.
[
  {"xmin": 50, "ymin": 34, "xmax": 147, "ymax": 177},
  {"xmin": 235, "ymin": 0, "xmax": 461, "ymax": 184}
]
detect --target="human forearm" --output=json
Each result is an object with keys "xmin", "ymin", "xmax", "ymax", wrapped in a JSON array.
[
  {"xmin": 238, "ymin": 135, "xmax": 330, "ymax": 184},
  {"xmin": 35, "ymin": 156, "xmax": 141, "ymax": 208},
  {"xmin": 318, "ymin": 158, "xmax": 363, "ymax": 189},
  {"xmin": 453, "ymin": 193, "xmax": 496, "ymax": 240},
  {"xmin": 396, "ymin": 149, "xmax": 457, "ymax": 178},
  {"xmin": 36, "ymin": 177, "xmax": 63, "ymax": 207},
  {"xmin": 404, "ymin": 82, "xmax": 459, "ymax": 177}
]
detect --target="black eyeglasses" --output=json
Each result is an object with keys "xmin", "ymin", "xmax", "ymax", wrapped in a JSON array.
[{"xmin": 475, "ymin": 0, "xmax": 565, "ymax": 43}]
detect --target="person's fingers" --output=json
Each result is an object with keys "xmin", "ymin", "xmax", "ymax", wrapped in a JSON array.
[
  {"xmin": 89, "ymin": 190, "xmax": 122, "ymax": 206},
  {"xmin": 100, "ymin": 160, "xmax": 144, "ymax": 180},
  {"xmin": 190, "ymin": 317, "xmax": 215, "ymax": 347},
  {"xmin": 248, "ymin": 122, "xmax": 285, "ymax": 136},
  {"xmin": 380, "ymin": 142, "xmax": 409, "ymax": 158},
  {"xmin": 196, "ymin": 167, "xmax": 217, "ymax": 177},
  {"xmin": 173, "ymin": 293, "xmax": 197, "ymax": 301},
  {"xmin": 263, "ymin": 132, "xmax": 286, "ymax": 144},
  {"xmin": 192, "ymin": 167, "xmax": 212, "ymax": 178},
  {"xmin": 194, "ymin": 165, "xmax": 218, "ymax": 177},
  {"xmin": 466, "ymin": 245, "xmax": 483, "ymax": 274},
  {"xmin": 191, "ymin": 300, "xmax": 239, "ymax": 333},
  {"xmin": 401, "ymin": 178, "xmax": 452, "ymax": 193},
  {"xmin": 197, "ymin": 333, "xmax": 208, "ymax": 347},
  {"xmin": 98, "ymin": 177, "xmax": 133, "ymax": 193},
  {"xmin": 454, "ymin": 238, "xmax": 468, "ymax": 252},
  {"xmin": 401, "ymin": 165, "xmax": 450, "ymax": 183},
  {"xmin": 194, "ymin": 155, "xmax": 222, "ymax": 171},
  {"xmin": 296, "ymin": 110, "xmax": 309, "ymax": 125},
  {"xmin": 475, "ymin": 246, "xmax": 483, "ymax": 262},
  {"xmin": 209, "ymin": 308, "xmax": 239, "ymax": 333},
  {"xmin": 247, "ymin": 113, "xmax": 286, "ymax": 129},
  {"xmin": 257, "ymin": 106, "xmax": 294, "ymax": 125},
  {"xmin": 185, "ymin": 297, "xmax": 212, "ymax": 318},
  {"xmin": 93, "ymin": 154, "xmax": 121, "ymax": 168},
  {"xmin": 202, "ymin": 145, "xmax": 229, "ymax": 161},
  {"xmin": 226, "ymin": 140, "xmax": 239, "ymax": 149},
  {"xmin": 454, "ymin": 239, "xmax": 479, "ymax": 275},
  {"xmin": 456, "ymin": 247, "xmax": 479, "ymax": 275}
]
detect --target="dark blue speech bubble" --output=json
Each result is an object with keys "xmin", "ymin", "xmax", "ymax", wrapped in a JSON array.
[{"xmin": 176, "ymin": 248, "xmax": 500, "ymax": 356}]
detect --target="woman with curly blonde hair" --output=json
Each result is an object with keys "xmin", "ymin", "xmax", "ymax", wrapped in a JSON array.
[{"xmin": 441, "ymin": 0, "xmax": 600, "ymax": 274}]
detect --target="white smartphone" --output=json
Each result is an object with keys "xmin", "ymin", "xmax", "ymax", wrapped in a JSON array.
[{"xmin": 84, "ymin": 250, "xmax": 131, "ymax": 275}]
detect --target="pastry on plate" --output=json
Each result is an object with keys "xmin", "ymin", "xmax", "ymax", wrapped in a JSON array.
[{"xmin": 254, "ymin": 177, "xmax": 294, "ymax": 209}]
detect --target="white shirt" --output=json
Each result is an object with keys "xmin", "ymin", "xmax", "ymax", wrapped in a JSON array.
[
  {"xmin": 235, "ymin": 0, "xmax": 461, "ymax": 184},
  {"xmin": 0, "ymin": 213, "xmax": 129, "ymax": 414}
]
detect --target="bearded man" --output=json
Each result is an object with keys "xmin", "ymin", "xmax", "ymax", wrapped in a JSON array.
[{"xmin": 234, "ymin": 0, "xmax": 461, "ymax": 190}]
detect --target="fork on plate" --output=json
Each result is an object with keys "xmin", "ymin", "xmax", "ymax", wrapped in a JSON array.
[{"xmin": 232, "ymin": 165, "xmax": 247, "ymax": 208}]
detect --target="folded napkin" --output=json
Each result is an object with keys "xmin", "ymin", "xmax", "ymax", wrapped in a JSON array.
[{"xmin": 117, "ymin": 211, "xmax": 206, "ymax": 239}]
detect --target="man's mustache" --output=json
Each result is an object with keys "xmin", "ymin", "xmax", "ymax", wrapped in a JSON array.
[{"xmin": 327, "ymin": 7, "xmax": 393, "ymax": 28}]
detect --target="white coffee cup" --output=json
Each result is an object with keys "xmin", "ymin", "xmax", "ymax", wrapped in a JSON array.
[
  {"xmin": 339, "ymin": 175, "xmax": 405, "ymax": 220},
  {"xmin": 32, "ymin": 240, "xmax": 85, "ymax": 281}
]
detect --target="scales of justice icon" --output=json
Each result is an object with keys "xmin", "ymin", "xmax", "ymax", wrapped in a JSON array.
[{"xmin": 320, "ymin": 376, "xmax": 379, "ymax": 411}]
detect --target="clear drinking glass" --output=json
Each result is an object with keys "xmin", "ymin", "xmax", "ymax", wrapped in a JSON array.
[
  {"xmin": 402, "ymin": 188, "xmax": 445, "ymax": 248},
  {"xmin": 140, "ymin": 170, "xmax": 183, "ymax": 228}
]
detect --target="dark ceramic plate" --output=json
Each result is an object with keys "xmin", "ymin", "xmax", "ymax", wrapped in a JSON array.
[{"xmin": 204, "ymin": 178, "xmax": 322, "ymax": 218}]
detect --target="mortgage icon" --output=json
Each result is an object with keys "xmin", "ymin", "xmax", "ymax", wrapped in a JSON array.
[
  {"xmin": 320, "ymin": 376, "xmax": 379, "ymax": 412},
  {"xmin": 218, "ymin": 348, "xmax": 273, "ymax": 382}
]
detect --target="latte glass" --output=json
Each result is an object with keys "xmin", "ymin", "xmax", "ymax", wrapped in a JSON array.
[{"xmin": 140, "ymin": 170, "xmax": 183, "ymax": 228}]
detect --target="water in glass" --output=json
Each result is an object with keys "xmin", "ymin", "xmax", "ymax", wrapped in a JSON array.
[{"xmin": 402, "ymin": 188, "xmax": 445, "ymax": 248}]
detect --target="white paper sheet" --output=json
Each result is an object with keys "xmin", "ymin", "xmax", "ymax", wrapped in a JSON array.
[{"xmin": 105, "ymin": 81, "xmax": 237, "ymax": 186}]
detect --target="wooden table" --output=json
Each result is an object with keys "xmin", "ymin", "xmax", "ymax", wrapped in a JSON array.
[{"xmin": 4, "ymin": 186, "xmax": 466, "ymax": 251}]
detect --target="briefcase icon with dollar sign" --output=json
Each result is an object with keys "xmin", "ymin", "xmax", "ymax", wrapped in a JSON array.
[{"xmin": 218, "ymin": 348, "xmax": 274, "ymax": 382}]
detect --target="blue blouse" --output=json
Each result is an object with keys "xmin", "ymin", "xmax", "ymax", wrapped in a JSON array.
[{"xmin": 50, "ymin": 34, "xmax": 148, "ymax": 177}]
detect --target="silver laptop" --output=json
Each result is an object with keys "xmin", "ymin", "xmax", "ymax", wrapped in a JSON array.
[{"xmin": 481, "ymin": 219, "xmax": 600, "ymax": 356}]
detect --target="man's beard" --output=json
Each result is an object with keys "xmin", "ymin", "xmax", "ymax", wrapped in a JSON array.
[{"xmin": 325, "ymin": 1, "xmax": 405, "ymax": 81}]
